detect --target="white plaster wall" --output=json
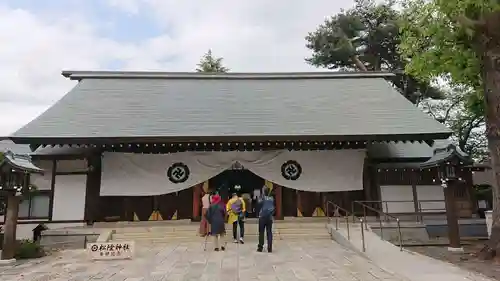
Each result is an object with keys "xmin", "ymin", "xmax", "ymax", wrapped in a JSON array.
[
  {"xmin": 416, "ymin": 185, "xmax": 445, "ymax": 212},
  {"xmin": 473, "ymin": 170, "xmax": 494, "ymax": 186},
  {"xmin": 31, "ymin": 173, "xmax": 52, "ymax": 191},
  {"xmin": 380, "ymin": 185, "xmax": 414, "ymax": 213},
  {"xmin": 52, "ymin": 175, "xmax": 86, "ymax": 221},
  {"xmin": 1, "ymin": 161, "xmax": 88, "ymax": 240},
  {"xmin": 380, "ymin": 185, "xmax": 445, "ymax": 213},
  {"xmin": 56, "ymin": 160, "xmax": 87, "ymax": 173},
  {"xmin": 0, "ymin": 221, "xmax": 86, "ymax": 240}
]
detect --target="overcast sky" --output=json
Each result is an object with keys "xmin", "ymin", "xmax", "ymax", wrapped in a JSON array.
[{"xmin": 0, "ymin": 0, "xmax": 356, "ymax": 135}]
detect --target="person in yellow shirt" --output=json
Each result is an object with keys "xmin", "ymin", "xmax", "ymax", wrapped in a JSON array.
[{"xmin": 226, "ymin": 192, "xmax": 246, "ymax": 244}]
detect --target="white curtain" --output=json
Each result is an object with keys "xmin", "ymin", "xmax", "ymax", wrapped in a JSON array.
[{"xmin": 100, "ymin": 149, "xmax": 366, "ymax": 196}]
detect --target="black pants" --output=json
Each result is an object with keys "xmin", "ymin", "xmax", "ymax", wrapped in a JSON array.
[
  {"xmin": 258, "ymin": 216, "xmax": 273, "ymax": 250},
  {"xmin": 232, "ymin": 218, "xmax": 245, "ymax": 239}
]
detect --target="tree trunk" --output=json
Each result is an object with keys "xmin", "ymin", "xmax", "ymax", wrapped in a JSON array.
[
  {"xmin": 351, "ymin": 55, "xmax": 368, "ymax": 71},
  {"xmin": 479, "ymin": 47, "xmax": 500, "ymax": 260},
  {"xmin": 1, "ymin": 194, "xmax": 19, "ymax": 260}
]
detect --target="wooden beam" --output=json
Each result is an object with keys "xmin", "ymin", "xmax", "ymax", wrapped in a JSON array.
[
  {"xmin": 55, "ymin": 171, "xmax": 88, "ymax": 175},
  {"xmin": 10, "ymin": 132, "xmax": 450, "ymax": 145}
]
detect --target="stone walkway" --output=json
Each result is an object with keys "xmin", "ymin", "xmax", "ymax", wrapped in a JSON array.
[
  {"xmin": 0, "ymin": 240, "xmax": 406, "ymax": 281},
  {"xmin": 331, "ymin": 224, "xmax": 495, "ymax": 281}
]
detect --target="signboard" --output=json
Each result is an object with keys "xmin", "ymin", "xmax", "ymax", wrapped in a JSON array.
[{"xmin": 86, "ymin": 241, "xmax": 135, "ymax": 260}]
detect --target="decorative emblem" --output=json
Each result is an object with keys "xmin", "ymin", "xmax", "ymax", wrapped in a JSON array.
[
  {"xmin": 167, "ymin": 162, "xmax": 190, "ymax": 183},
  {"xmin": 281, "ymin": 160, "xmax": 302, "ymax": 180}
]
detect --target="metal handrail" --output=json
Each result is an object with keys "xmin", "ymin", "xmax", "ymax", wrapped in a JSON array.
[
  {"xmin": 354, "ymin": 199, "xmax": 448, "ymax": 222},
  {"xmin": 325, "ymin": 201, "xmax": 365, "ymax": 252},
  {"xmin": 352, "ymin": 201, "xmax": 403, "ymax": 251}
]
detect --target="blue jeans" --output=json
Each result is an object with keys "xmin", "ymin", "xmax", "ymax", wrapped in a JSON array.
[{"xmin": 258, "ymin": 216, "xmax": 273, "ymax": 250}]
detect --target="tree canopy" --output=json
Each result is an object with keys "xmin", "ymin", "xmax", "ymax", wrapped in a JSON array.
[
  {"xmin": 196, "ymin": 49, "xmax": 229, "ymax": 73},
  {"xmin": 398, "ymin": 0, "xmax": 497, "ymax": 90},
  {"xmin": 398, "ymin": 0, "xmax": 488, "ymax": 112},
  {"xmin": 399, "ymin": 0, "xmax": 500, "ymax": 259},
  {"xmin": 305, "ymin": 0, "xmax": 443, "ymax": 104},
  {"xmin": 419, "ymin": 87, "xmax": 486, "ymax": 160}
]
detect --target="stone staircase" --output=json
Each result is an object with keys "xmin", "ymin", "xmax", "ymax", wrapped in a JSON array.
[{"xmin": 110, "ymin": 218, "xmax": 331, "ymax": 244}]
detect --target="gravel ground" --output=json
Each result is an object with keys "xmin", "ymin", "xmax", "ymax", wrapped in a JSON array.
[{"xmin": 410, "ymin": 241, "xmax": 500, "ymax": 280}]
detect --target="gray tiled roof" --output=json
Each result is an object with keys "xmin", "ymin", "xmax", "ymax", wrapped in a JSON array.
[
  {"xmin": 0, "ymin": 140, "xmax": 88, "ymax": 156},
  {"xmin": 12, "ymin": 71, "xmax": 451, "ymax": 140},
  {"xmin": 421, "ymin": 144, "xmax": 472, "ymax": 168},
  {"xmin": 368, "ymin": 139, "xmax": 452, "ymax": 159},
  {"xmin": 0, "ymin": 140, "xmax": 33, "ymax": 155},
  {"xmin": 1, "ymin": 151, "xmax": 44, "ymax": 174}
]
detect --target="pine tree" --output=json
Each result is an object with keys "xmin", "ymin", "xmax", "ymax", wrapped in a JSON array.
[{"xmin": 196, "ymin": 50, "xmax": 229, "ymax": 73}]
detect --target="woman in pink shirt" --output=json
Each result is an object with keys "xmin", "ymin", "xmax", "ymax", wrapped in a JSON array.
[{"xmin": 199, "ymin": 191, "xmax": 211, "ymax": 236}]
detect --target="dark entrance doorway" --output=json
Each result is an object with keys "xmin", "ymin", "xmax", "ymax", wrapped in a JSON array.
[{"xmin": 209, "ymin": 166, "xmax": 265, "ymax": 218}]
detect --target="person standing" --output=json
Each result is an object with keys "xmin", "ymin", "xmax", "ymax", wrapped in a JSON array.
[
  {"xmin": 241, "ymin": 192, "xmax": 251, "ymax": 217},
  {"xmin": 226, "ymin": 193, "xmax": 246, "ymax": 244},
  {"xmin": 257, "ymin": 186, "xmax": 275, "ymax": 253},
  {"xmin": 199, "ymin": 190, "xmax": 211, "ymax": 236},
  {"xmin": 253, "ymin": 185, "xmax": 263, "ymax": 216},
  {"xmin": 219, "ymin": 182, "xmax": 229, "ymax": 205},
  {"xmin": 205, "ymin": 194, "xmax": 226, "ymax": 251}
]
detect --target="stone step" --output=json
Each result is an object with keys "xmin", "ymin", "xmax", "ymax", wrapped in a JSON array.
[
  {"xmin": 111, "ymin": 233, "xmax": 331, "ymax": 244},
  {"xmin": 113, "ymin": 228, "xmax": 327, "ymax": 238},
  {"xmin": 113, "ymin": 225, "xmax": 327, "ymax": 235},
  {"xmin": 110, "ymin": 221, "xmax": 331, "ymax": 243}
]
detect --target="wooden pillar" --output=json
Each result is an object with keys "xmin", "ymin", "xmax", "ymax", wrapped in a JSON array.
[
  {"xmin": 411, "ymin": 171, "xmax": 420, "ymax": 220},
  {"xmin": 295, "ymin": 190, "xmax": 302, "ymax": 217},
  {"xmin": 48, "ymin": 160, "xmax": 57, "ymax": 220},
  {"xmin": 123, "ymin": 197, "xmax": 131, "ymax": 221},
  {"xmin": 1, "ymin": 193, "xmax": 19, "ymax": 260},
  {"xmin": 274, "ymin": 184, "xmax": 283, "ymax": 219},
  {"xmin": 84, "ymin": 153, "xmax": 102, "ymax": 225},
  {"xmin": 444, "ymin": 180, "xmax": 461, "ymax": 249},
  {"xmin": 373, "ymin": 169, "xmax": 382, "ymax": 212},
  {"xmin": 192, "ymin": 183, "xmax": 202, "ymax": 221},
  {"xmin": 363, "ymin": 160, "xmax": 373, "ymax": 215}
]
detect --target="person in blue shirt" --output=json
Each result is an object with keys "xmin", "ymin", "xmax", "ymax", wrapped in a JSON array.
[{"xmin": 257, "ymin": 186, "xmax": 275, "ymax": 253}]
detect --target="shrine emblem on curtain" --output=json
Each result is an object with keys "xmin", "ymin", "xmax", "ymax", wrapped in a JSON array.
[
  {"xmin": 281, "ymin": 160, "xmax": 302, "ymax": 180},
  {"xmin": 167, "ymin": 162, "xmax": 190, "ymax": 183}
]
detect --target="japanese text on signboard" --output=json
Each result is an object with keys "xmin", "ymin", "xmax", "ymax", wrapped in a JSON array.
[{"xmin": 89, "ymin": 242, "xmax": 132, "ymax": 258}]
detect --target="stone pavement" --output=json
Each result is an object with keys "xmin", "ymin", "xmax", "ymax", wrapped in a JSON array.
[{"xmin": 0, "ymin": 240, "xmax": 406, "ymax": 281}]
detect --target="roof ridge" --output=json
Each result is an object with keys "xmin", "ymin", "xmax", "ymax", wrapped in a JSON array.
[{"xmin": 61, "ymin": 70, "xmax": 395, "ymax": 80}]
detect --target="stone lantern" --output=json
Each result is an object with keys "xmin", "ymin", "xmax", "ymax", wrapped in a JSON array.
[
  {"xmin": 421, "ymin": 144, "xmax": 472, "ymax": 252},
  {"xmin": 0, "ymin": 151, "xmax": 43, "ymax": 262}
]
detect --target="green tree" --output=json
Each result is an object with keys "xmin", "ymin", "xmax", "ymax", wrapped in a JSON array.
[
  {"xmin": 305, "ymin": 0, "xmax": 443, "ymax": 104},
  {"xmin": 399, "ymin": 0, "xmax": 500, "ymax": 259},
  {"xmin": 420, "ymin": 87, "xmax": 487, "ymax": 160},
  {"xmin": 196, "ymin": 50, "xmax": 229, "ymax": 73}
]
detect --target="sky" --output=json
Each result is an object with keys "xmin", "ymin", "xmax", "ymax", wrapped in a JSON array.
[{"xmin": 0, "ymin": 0, "xmax": 356, "ymax": 135}]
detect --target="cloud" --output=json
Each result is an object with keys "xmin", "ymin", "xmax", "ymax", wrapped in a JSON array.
[
  {"xmin": 107, "ymin": 0, "xmax": 355, "ymax": 72},
  {"xmin": 0, "ymin": 0, "xmax": 355, "ymax": 135}
]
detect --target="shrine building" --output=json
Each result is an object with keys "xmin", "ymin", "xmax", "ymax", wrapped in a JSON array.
[{"xmin": 0, "ymin": 71, "xmax": 484, "ymax": 238}]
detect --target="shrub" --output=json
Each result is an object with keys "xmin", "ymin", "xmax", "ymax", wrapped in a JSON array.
[{"xmin": 15, "ymin": 239, "xmax": 45, "ymax": 259}]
